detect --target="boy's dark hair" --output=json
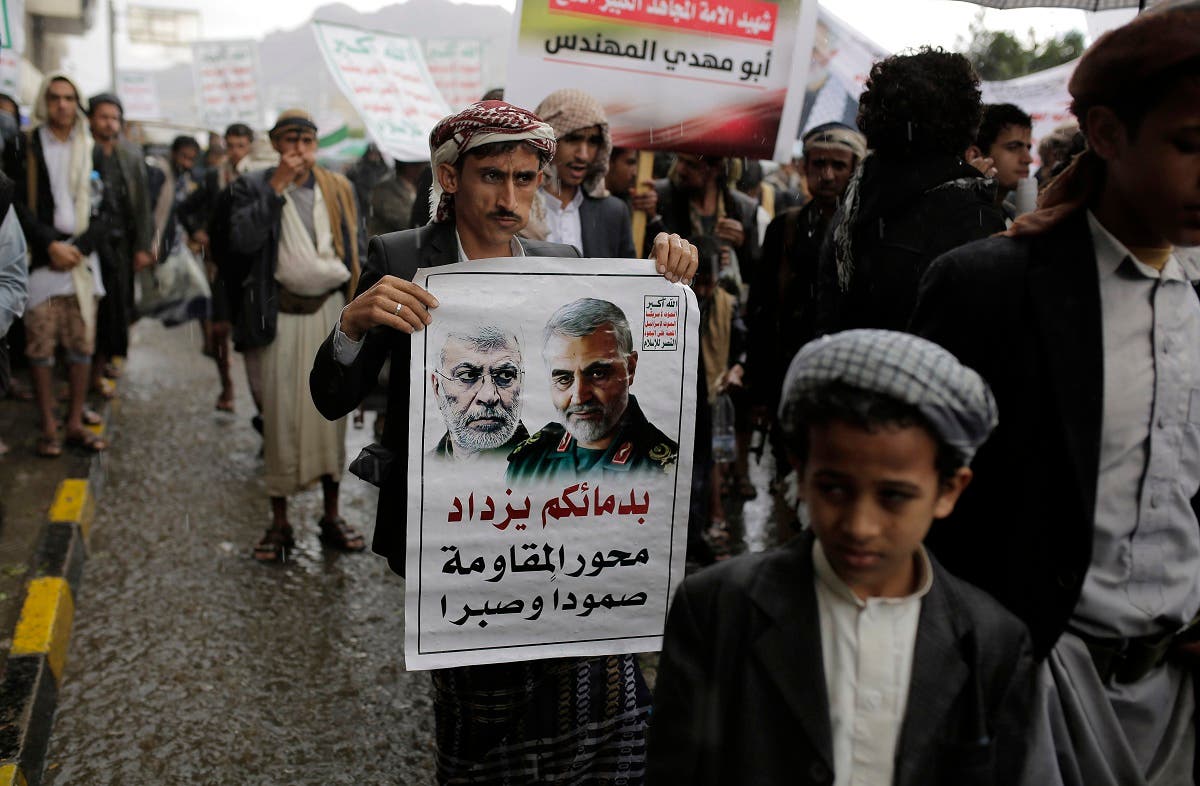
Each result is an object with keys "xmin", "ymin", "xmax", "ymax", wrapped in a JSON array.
[
  {"xmin": 975, "ymin": 103, "xmax": 1032, "ymax": 152},
  {"xmin": 1078, "ymin": 58, "xmax": 1200, "ymax": 138},
  {"xmin": 857, "ymin": 47, "xmax": 982, "ymax": 159},
  {"xmin": 171, "ymin": 135, "xmax": 200, "ymax": 154},
  {"xmin": 454, "ymin": 139, "xmax": 552, "ymax": 172},
  {"xmin": 785, "ymin": 382, "xmax": 963, "ymax": 485},
  {"xmin": 224, "ymin": 123, "xmax": 254, "ymax": 141}
]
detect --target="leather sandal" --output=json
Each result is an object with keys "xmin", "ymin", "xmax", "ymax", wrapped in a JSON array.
[
  {"xmin": 252, "ymin": 525, "xmax": 296, "ymax": 563},
  {"xmin": 318, "ymin": 517, "xmax": 366, "ymax": 552}
]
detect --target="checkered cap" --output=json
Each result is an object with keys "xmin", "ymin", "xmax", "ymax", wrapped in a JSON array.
[{"xmin": 779, "ymin": 330, "xmax": 999, "ymax": 465}]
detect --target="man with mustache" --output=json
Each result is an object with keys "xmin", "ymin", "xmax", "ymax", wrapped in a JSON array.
[
  {"xmin": 309, "ymin": 100, "xmax": 696, "ymax": 786},
  {"xmin": 507, "ymin": 297, "xmax": 678, "ymax": 483},
  {"xmin": 429, "ymin": 323, "xmax": 528, "ymax": 464}
]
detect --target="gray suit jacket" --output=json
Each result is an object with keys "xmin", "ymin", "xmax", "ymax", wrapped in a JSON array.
[
  {"xmin": 309, "ymin": 220, "xmax": 579, "ymax": 575},
  {"xmin": 647, "ymin": 532, "xmax": 1040, "ymax": 786},
  {"xmin": 579, "ymin": 193, "xmax": 637, "ymax": 259}
]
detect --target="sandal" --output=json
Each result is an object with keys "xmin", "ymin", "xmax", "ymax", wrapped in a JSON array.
[
  {"xmin": 36, "ymin": 435, "xmax": 63, "ymax": 458},
  {"xmin": 318, "ymin": 517, "xmax": 366, "ymax": 552},
  {"xmin": 215, "ymin": 396, "xmax": 235, "ymax": 413},
  {"xmin": 92, "ymin": 378, "xmax": 116, "ymax": 400},
  {"xmin": 65, "ymin": 430, "xmax": 108, "ymax": 453},
  {"xmin": 81, "ymin": 408, "xmax": 103, "ymax": 427},
  {"xmin": 252, "ymin": 525, "xmax": 296, "ymax": 563},
  {"xmin": 103, "ymin": 361, "xmax": 122, "ymax": 379}
]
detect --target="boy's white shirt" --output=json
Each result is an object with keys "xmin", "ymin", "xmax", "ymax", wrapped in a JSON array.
[{"xmin": 813, "ymin": 540, "xmax": 933, "ymax": 786}]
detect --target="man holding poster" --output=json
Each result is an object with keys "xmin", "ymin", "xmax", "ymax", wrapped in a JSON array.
[{"xmin": 309, "ymin": 100, "xmax": 697, "ymax": 784}]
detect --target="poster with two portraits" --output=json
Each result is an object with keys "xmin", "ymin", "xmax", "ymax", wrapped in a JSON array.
[{"xmin": 403, "ymin": 257, "xmax": 698, "ymax": 670}]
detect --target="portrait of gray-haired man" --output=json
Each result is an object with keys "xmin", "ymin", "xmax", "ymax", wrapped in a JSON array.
[
  {"xmin": 507, "ymin": 297, "xmax": 678, "ymax": 483},
  {"xmin": 429, "ymin": 323, "xmax": 529, "ymax": 464}
]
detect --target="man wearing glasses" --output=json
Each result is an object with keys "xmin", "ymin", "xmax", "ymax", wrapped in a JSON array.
[{"xmin": 429, "ymin": 323, "xmax": 528, "ymax": 465}]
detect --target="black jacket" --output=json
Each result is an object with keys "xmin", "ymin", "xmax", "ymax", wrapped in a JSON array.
[
  {"xmin": 11, "ymin": 127, "xmax": 104, "ymax": 268},
  {"xmin": 647, "ymin": 532, "xmax": 1039, "ymax": 786},
  {"xmin": 817, "ymin": 155, "xmax": 1006, "ymax": 334},
  {"xmin": 308, "ymin": 220, "xmax": 579, "ymax": 575},
  {"xmin": 911, "ymin": 211, "xmax": 1200, "ymax": 658},
  {"xmin": 654, "ymin": 178, "xmax": 759, "ymax": 279},
  {"xmin": 579, "ymin": 194, "xmax": 637, "ymax": 259},
  {"xmin": 228, "ymin": 168, "xmax": 363, "ymax": 349}
]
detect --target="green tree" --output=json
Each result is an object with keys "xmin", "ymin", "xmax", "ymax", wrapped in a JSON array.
[{"xmin": 957, "ymin": 10, "xmax": 1086, "ymax": 81}]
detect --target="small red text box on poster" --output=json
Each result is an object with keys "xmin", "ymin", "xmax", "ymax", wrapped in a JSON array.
[{"xmin": 643, "ymin": 295, "xmax": 680, "ymax": 351}]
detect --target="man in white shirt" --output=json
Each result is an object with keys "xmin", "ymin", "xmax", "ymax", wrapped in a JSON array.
[
  {"xmin": 648, "ymin": 330, "xmax": 1047, "ymax": 786},
  {"xmin": 12, "ymin": 73, "xmax": 108, "ymax": 457},
  {"xmin": 522, "ymin": 88, "xmax": 638, "ymax": 259}
]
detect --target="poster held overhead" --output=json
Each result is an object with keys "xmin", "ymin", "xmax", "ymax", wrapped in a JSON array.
[
  {"xmin": 313, "ymin": 21, "xmax": 452, "ymax": 163},
  {"xmin": 424, "ymin": 39, "xmax": 487, "ymax": 112},
  {"xmin": 192, "ymin": 40, "xmax": 263, "ymax": 129},
  {"xmin": 505, "ymin": 0, "xmax": 819, "ymax": 161}
]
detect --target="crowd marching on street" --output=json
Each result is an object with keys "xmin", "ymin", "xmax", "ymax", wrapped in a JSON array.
[{"xmin": 0, "ymin": 2, "xmax": 1199, "ymax": 784}]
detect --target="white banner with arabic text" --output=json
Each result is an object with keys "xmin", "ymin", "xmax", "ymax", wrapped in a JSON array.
[{"xmin": 313, "ymin": 21, "xmax": 451, "ymax": 163}]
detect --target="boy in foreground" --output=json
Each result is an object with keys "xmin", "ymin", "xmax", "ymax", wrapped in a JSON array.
[{"xmin": 646, "ymin": 329, "xmax": 1045, "ymax": 785}]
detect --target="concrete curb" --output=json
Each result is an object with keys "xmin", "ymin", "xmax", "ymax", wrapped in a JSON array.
[{"xmin": 0, "ymin": 398, "xmax": 110, "ymax": 786}]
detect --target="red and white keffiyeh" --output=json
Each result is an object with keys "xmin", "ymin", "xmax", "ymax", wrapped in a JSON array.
[{"xmin": 427, "ymin": 100, "xmax": 557, "ymax": 223}]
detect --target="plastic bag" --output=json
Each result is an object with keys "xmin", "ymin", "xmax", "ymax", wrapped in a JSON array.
[
  {"xmin": 136, "ymin": 242, "xmax": 211, "ymax": 327},
  {"xmin": 712, "ymin": 392, "xmax": 736, "ymax": 464}
]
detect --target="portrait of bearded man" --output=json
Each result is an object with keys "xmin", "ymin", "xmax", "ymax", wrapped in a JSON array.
[{"xmin": 429, "ymin": 323, "xmax": 529, "ymax": 465}]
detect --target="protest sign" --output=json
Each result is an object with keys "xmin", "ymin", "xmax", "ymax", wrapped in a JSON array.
[
  {"xmin": 796, "ymin": 6, "xmax": 887, "ymax": 145},
  {"xmin": 192, "ymin": 40, "xmax": 262, "ymax": 129},
  {"xmin": 117, "ymin": 71, "xmax": 164, "ymax": 121},
  {"xmin": 1, "ymin": 0, "xmax": 22, "ymax": 52},
  {"xmin": 313, "ymin": 21, "xmax": 451, "ymax": 163},
  {"xmin": 505, "ymin": 0, "xmax": 818, "ymax": 161},
  {"xmin": 404, "ymin": 257, "xmax": 698, "ymax": 671},
  {"xmin": 424, "ymin": 38, "xmax": 486, "ymax": 111},
  {"xmin": 0, "ymin": 0, "xmax": 23, "ymax": 97}
]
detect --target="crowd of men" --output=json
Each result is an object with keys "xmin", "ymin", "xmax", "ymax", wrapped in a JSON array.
[{"xmin": 0, "ymin": 3, "xmax": 1197, "ymax": 784}]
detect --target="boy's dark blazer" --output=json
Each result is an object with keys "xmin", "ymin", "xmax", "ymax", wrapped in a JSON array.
[
  {"xmin": 646, "ymin": 532, "xmax": 1038, "ymax": 786},
  {"xmin": 910, "ymin": 211, "xmax": 1200, "ymax": 659},
  {"xmin": 308, "ymin": 220, "xmax": 579, "ymax": 575}
]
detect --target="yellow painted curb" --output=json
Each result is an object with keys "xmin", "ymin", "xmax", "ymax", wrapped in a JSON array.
[
  {"xmin": 48, "ymin": 479, "xmax": 94, "ymax": 540},
  {"xmin": 11, "ymin": 578, "xmax": 74, "ymax": 683},
  {"xmin": 0, "ymin": 763, "xmax": 27, "ymax": 786}
]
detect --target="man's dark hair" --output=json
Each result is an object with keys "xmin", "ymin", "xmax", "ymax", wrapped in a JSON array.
[
  {"xmin": 610, "ymin": 146, "xmax": 630, "ymax": 159},
  {"xmin": 857, "ymin": 47, "xmax": 982, "ymax": 158},
  {"xmin": 784, "ymin": 382, "xmax": 962, "ymax": 485},
  {"xmin": 224, "ymin": 123, "xmax": 254, "ymax": 141},
  {"xmin": 480, "ymin": 88, "xmax": 505, "ymax": 102},
  {"xmin": 87, "ymin": 93, "xmax": 123, "ymax": 119},
  {"xmin": 974, "ymin": 103, "xmax": 1032, "ymax": 152},
  {"xmin": 736, "ymin": 160, "xmax": 763, "ymax": 192},
  {"xmin": 454, "ymin": 139, "xmax": 552, "ymax": 171},
  {"xmin": 171, "ymin": 135, "xmax": 200, "ymax": 154}
]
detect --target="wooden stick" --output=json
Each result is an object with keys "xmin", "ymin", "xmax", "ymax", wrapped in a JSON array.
[{"xmin": 632, "ymin": 150, "xmax": 655, "ymax": 258}]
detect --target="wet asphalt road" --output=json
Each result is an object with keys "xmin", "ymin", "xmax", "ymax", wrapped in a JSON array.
[
  {"xmin": 43, "ymin": 321, "xmax": 437, "ymax": 785},
  {"xmin": 39, "ymin": 318, "xmax": 790, "ymax": 785}
]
